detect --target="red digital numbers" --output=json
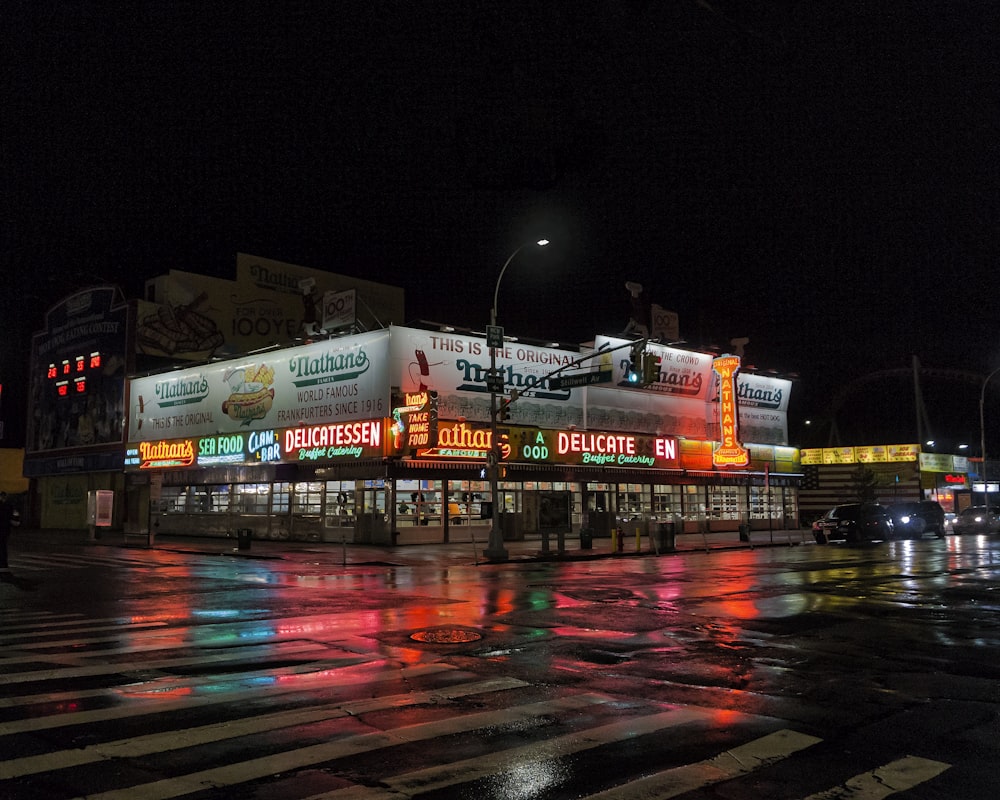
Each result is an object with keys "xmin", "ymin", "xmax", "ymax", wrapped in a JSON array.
[{"xmin": 49, "ymin": 352, "xmax": 101, "ymax": 398}]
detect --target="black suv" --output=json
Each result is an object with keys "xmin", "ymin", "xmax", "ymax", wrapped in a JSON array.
[
  {"xmin": 812, "ymin": 503, "xmax": 893, "ymax": 544},
  {"xmin": 886, "ymin": 501, "xmax": 946, "ymax": 539}
]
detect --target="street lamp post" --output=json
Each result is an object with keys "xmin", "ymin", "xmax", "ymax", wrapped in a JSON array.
[
  {"xmin": 979, "ymin": 366, "xmax": 1000, "ymax": 504},
  {"xmin": 485, "ymin": 239, "xmax": 549, "ymax": 561}
]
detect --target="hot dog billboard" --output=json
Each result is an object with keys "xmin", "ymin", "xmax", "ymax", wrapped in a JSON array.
[{"xmin": 127, "ymin": 330, "xmax": 390, "ymax": 441}]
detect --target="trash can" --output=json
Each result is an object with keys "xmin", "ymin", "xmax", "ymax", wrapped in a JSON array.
[
  {"xmin": 579, "ymin": 527, "xmax": 593, "ymax": 550},
  {"xmin": 237, "ymin": 528, "xmax": 253, "ymax": 551},
  {"xmin": 738, "ymin": 523, "xmax": 750, "ymax": 542},
  {"xmin": 658, "ymin": 521, "xmax": 676, "ymax": 551}
]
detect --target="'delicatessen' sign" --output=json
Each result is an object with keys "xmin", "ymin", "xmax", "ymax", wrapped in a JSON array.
[{"xmin": 505, "ymin": 427, "xmax": 680, "ymax": 469}]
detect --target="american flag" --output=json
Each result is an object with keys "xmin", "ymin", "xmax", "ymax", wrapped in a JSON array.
[{"xmin": 798, "ymin": 463, "xmax": 921, "ymax": 522}]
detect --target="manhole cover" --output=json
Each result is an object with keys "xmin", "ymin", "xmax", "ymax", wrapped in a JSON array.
[{"xmin": 410, "ymin": 629, "xmax": 483, "ymax": 644}]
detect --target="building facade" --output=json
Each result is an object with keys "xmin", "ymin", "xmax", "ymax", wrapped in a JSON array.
[{"xmin": 120, "ymin": 324, "xmax": 801, "ymax": 545}]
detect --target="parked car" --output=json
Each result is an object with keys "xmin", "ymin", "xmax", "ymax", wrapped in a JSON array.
[
  {"xmin": 950, "ymin": 505, "xmax": 1000, "ymax": 535},
  {"xmin": 886, "ymin": 501, "xmax": 946, "ymax": 539},
  {"xmin": 812, "ymin": 503, "xmax": 894, "ymax": 544}
]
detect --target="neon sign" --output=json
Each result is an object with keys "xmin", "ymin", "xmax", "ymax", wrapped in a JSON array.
[
  {"xmin": 417, "ymin": 421, "xmax": 510, "ymax": 460},
  {"xmin": 390, "ymin": 390, "xmax": 439, "ymax": 452},
  {"xmin": 284, "ymin": 420, "xmax": 381, "ymax": 449},
  {"xmin": 137, "ymin": 439, "xmax": 196, "ymax": 469},
  {"xmin": 506, "ymin": 427, "xmax": 678, "ymax": 468},
  {"xmin": 124, "ymin": 421, "xmax": 388, "ymax": 470},
  {"xmin": 712, "ymin": 355, "xmax": 749, "ymax": 467}
]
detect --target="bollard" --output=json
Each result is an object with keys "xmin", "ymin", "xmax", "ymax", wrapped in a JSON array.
[
  {"xmin": 635, "ymin": 528, "xmax": 642, "ymax": 552},
  {"xmin": 611, "ymin": 528, "xmax": 618, "ymax": 552}
]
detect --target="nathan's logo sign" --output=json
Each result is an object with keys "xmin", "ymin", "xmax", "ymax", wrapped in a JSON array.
[
  {"xmin": 712, "ymin": 355, "xmax": 749, "ymax": 468},
  {"xmin": 417, "ymin": 421, "xmax": 510, "ymax": 460},
  {"xmin": 248, "ymin": 261, "xmax": 304, "ymax": 294},
  {"xmin": 154, "ymin": 374, "xmax": 210, "ymax": 407},
  {"xmin": 454, "ymin": 356, "xmax": 571, "ymax": 400},
  {"xmin": 137, "ymin": 439, "xmax": 196, "ymax": 469},
  {"xmin": 222, "ymin": 364, "xmax": 275, "ymax": 425},
  {"xmin": 288, "ymin": 347, "xmax": 370, "ymax": 387},
  {"xmin": 736, "ymin": 378, "xmax": 784, "ymax": 409}
]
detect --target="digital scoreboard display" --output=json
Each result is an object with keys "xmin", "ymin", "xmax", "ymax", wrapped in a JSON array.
[{"xmin": 47, "ymin": 352, "xmax": 102, "ymax": 398}]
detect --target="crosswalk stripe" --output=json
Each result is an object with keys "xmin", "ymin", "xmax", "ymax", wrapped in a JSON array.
[
  {"xmin": 581, "ymin": 728, "xmax": 824, "ymax": 800},
  {"xmin": 80, "ymin": 693, "xmax": 613, "ymax": 800},
  {"xmin": 10, "ymin": 553, "xmax": 158, "ymax": 569},
  {"xmin": 0, "ymin": 641, "xmax": 328, "ymax": 683},
  {"xmin": 0, "ymin": 620, "xmax": 169, "ymax": 642},
  {"xmin": 0, "ymin": 676, "xmax": 528, "ymax": 780},
  {"xmin": 1, "ymin": 614, "xmax": 161, "ymax": 631},
  {"xmin": 319, "ymin": 706, "xmax": 751, "ymax": 800},
  {"xmin": 801, "ymin": 755, "xmax": 951, "ymax": 800},
  {"xmin": 0, "ymin": 639, "xmax": 330, "ymax": 693},
  {"xmin": 0, "ymin": 661, "xmax": 455, "ymax": 731}
]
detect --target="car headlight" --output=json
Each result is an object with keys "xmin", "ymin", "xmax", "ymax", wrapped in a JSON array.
[{"xmin": 900, "ymin": 515, "xmax": 911, "ymax": 524}]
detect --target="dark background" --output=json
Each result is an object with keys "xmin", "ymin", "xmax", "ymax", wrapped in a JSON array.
[{"xmin": 4, "ymin": 2, "xmax": 999, "ymax": 451}]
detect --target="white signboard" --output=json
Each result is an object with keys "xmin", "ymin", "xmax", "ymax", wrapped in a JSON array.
[
  {"xmin": 389, "ymin": 325, "xmax": 586, "ymax": 428},
  {"xmin": 584, "ymin": 386, "xmax": 709, "ymax": 439},
  {"xmin": 593, "ymin": 335, "xmax": 715, "ymax": 401},
  {"xmin": 709, "ymin": 371, "xmax": 792, "ymax": 445},
  {"xmin": 322, "ymin": 288, "xmax": 356, "ymax": 331},
  {"xmin": 128, "ymin": 330, "xmax": 390, "ymax": 441},
  {"xmin": 733, "ymin": 372, "xmax": 792, "ymax": 413}
]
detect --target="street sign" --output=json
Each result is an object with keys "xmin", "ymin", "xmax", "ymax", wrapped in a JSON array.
[
  {"xmin": 486, "ymin": 325, "xmax": 504, "ymax": 349},
  {"xmin": 547, "ymin": 369, "xmax": 613, "ymax": 390},
  {"xmin": 486, "ymin": 376, "xmax": 504, "ymax": 393}
]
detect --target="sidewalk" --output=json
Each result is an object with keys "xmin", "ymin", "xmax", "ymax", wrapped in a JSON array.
[{"xmin": 15, "ymin": 526, "xmax": 816, "ymax": 568}]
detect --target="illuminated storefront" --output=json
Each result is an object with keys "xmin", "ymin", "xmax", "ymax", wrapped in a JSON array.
[
  {"xmin": 115, "ymin": 325, "xmax": 801, "ymax": 544},
  {"xmin": 798, "ymin": 445, "xmax": 970, "ymax": 521}
]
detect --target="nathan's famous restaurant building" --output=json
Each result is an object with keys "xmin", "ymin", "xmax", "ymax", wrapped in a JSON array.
[
  {"xmin": 23, "ymin": 256, "xmax": 801, "ymax": 545},
  {"xmin": 123, "ymin": 325, "xmax": 799, "ymax": 545}
]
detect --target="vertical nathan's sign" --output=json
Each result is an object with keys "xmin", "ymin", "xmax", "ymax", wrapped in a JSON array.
[{"xmin": 712, "ymin": 355, "xmax": 749, "ymax": 467}]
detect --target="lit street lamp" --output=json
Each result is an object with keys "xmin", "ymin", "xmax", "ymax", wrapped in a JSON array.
[
  {"xmin": 979, "ymin": 365, "xmax": 1000, "ymax": 504},
  {"xmin": 485, "ymin": 239, "xmax": 549, "ymax": 561}
]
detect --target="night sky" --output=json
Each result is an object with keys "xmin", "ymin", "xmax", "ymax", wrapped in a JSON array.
[{"xmin": 4, "ymin": 3, "xmax": 999, "ymax": 452}]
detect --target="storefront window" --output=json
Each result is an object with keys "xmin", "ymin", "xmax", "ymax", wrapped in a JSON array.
[
  {"xmin": 190, "ymin": 484, "xmax": 230, "ymax": 513},
  {"xmin": 616, "ymin": 484, "xmax": 646, "ymax": 517},
  {"xmin": 234, "ymin": 483, "xmax": 270, "ymax": 514},
  {"xmin": 652, "ymin": 485, "xmax": 681, "ymax": 519},
  {"xmin": 272, "ymin": 482, "xmax": 290, "ymax": 514},
  {"xmin": 682, "ymin": 485, "xmax": 707, "ymax": 521},
  {"xmin": 749, "ymin": 485, "xmax": 782, "ymax": 521},
  {"xmin": 446, "ymin": 479, "xmax": 490, "ymax": 525},
  {"xmin": 160, "ymin": 485, "xmax": 188, "ymax": 513},
  {"xmin": 708, "ymin": 485, "xmax": 743, "ymax": 521},
  {"xmin": 292, "ymin": 481, "xmax": 323, "ymax": 514},
  {"xmin": 325, "ymin": 482, "xmax": 354, "ymax": 522}
]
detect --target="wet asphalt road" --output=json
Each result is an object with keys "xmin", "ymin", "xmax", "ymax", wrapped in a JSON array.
[{"xmin": 1, "ymin": 530, "xmax": 998, "ymax": 799}]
